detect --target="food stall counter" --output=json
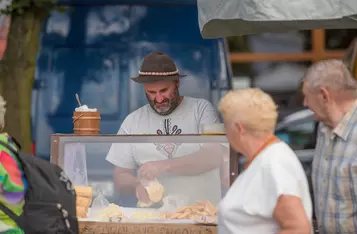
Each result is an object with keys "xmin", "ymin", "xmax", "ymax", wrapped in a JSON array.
[{"xmin": 50, "ymin": 134, "xmax": 238, "ymax": 233}]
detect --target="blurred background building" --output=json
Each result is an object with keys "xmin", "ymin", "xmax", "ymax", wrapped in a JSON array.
[{"xmin": 228, "ymin": 29, "xmax": 356, "ymax": 118}]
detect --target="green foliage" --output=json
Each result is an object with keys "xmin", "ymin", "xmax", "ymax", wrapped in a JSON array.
[{"xmin": 1, "ymin": 0, "xmax": 67, "ymax": 16}]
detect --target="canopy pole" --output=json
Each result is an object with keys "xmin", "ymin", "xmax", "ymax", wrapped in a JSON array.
[{"xmin": 312, "ymin": 29, "xmax": 325, "ymax": 62}]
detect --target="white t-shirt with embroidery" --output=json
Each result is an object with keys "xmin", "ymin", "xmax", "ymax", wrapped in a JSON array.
[
  {"xmin": 218, "ymin": 142, "xmax": 313, "ymax": 234},
  {"xmin": 106, "ymin": 97, "xmax": 223, "ymax": 205}
]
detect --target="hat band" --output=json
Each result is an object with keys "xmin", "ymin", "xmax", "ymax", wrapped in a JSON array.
[{"xmin": 138, "ymin": 70, "xmax": 179, "ymax": 76}]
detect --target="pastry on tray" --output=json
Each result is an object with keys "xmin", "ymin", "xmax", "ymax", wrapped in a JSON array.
[
  {"xmin": 136, "ymin": 179, "xmax": 165, "ymax": 208},
  {"xmin": 74, "ymin": 186, "xmax": 93, "ymax": 218}
]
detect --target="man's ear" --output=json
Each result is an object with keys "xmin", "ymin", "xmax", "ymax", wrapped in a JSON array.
[
  {"xmin": 175, "ymin": 79, "xmax": 180, "ymax": 88},
  {"xmin": 319, "ymin": 86, "xmax": 331, "ymax": 103}
]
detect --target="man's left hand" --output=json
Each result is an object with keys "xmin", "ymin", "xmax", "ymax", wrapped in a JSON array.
[{"xmin": 138, "ymin": 160, "xmax": 170, "ymax": 180}]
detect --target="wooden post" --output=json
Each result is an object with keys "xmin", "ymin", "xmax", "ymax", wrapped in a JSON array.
[
  {"xmin": 229, "ymin": 30, "xmax": 344, "ymax": 64},
  {"xmin": 229, "ymin": 147, "xmax": 238, "ymax": 185},
  {"xmin": 311, "ymin": 29, "xmax": 326, "ymax": 62}
]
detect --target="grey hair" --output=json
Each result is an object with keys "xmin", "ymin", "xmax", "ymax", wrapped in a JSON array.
[
  {"xmin": 304, "ymin": 59, "xmax": 357, "ymax": 92},
  {"xmin": 0, "ymin": 95, "xmax": 6, "ymax": 130}
]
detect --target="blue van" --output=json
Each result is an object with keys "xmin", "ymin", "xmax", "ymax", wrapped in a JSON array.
[{"xmin": 31, "ymin": 0, "xmax": 232, "ymax": 160}]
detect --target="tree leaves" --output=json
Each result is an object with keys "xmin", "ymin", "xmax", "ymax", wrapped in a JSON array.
[{"xmin": 0, "ymin": 0, "xmax": 60, "ymax": 15}]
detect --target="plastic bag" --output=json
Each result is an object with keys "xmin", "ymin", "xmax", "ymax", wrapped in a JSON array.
[
  {"xmin": 88, "ymin": 190, "xmax": 110, "ymax": 218},
  {"xmin": 158, "ymin": 194, "xmax": 190, "ymax": 213},
  {"xmin": 63, "ymin": 143, "xmax": 88, "ymax": 186}
]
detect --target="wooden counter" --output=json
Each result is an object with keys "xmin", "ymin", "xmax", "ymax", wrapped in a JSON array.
[{"xmin": 79, "ymin": 221, "xmax": 217, "ymax": 234}]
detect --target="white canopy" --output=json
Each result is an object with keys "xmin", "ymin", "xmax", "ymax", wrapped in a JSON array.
[{"xmin": 198, "ymin": 0, "xmax": 357, "ymax": 38}]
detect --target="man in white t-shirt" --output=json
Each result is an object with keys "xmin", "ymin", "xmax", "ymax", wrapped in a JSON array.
[{"xmin": 106, "ymin": 52, "xmax": 223, "ymax": 206}]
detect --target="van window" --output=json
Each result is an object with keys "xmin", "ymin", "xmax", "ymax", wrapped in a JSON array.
[{"xmin": 276, "ymin": 120, "xmax": 316, "ymax": 150}]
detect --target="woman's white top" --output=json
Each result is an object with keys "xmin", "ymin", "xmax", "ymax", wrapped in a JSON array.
[{"xmin": 218, "ymin": 142, "xmax": 312, "ymax": 234}]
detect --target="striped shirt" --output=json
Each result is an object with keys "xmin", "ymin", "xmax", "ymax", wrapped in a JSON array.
[{"xmin": 313, "ymin": 101, "xmax": 357, "ymax": 234}]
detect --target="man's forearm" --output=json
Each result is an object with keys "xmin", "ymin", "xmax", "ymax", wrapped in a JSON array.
[
  {"xmin": 165, "ymin": 144, "xmax": 223, "ymax": 176},
  {"xmin": 113, "ymin": 168, "xmax": 139, "ymax": 195}
]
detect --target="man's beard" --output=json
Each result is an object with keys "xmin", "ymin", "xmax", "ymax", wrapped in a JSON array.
[{"xmin": 147, "ymin": 89, "xmax": 180, "ymax": 116}]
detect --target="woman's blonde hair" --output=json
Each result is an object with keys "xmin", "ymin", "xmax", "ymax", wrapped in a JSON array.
[
  {"xmin": 0, "ymin": 95, "xmax": 6, "ymax": 130},
  {"xmin": 219, "ymin": 88, "xmax": 278, "ymax": 135}
]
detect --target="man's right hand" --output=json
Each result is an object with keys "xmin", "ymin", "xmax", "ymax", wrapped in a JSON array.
[{"xmin": 135, "ymin": 183, "xmax": 151, "ymax": 204}]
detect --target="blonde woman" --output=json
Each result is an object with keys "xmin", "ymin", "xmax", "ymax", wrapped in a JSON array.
[{"xmin": 218, "ymin": 88, "xmax": 312, "ymax": 234}]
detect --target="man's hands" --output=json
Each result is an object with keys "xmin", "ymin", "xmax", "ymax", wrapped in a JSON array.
[
  {"xmin": 113, "ymin": 165, "xmax": 168, "ymax": 203},
  {"xmin": 137, "ymin": 160, "xmax": 170, "ymax": 180},
  {"xmin": 135, "ymin": 160, "xmax": 170, "ymax": 203},
  {"xmin": 135, "ymin": 183, "xmax": 151, "ymax": 203}
]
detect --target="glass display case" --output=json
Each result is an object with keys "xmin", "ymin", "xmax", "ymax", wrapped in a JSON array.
[{"xmin": 50, "ymin": 134, "xmax": 237, "ymax": 227}]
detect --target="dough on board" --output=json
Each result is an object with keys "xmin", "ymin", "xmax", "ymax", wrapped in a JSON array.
[
  {"xmin": 97, "ymin": 203, "xmax": 125, "ymax": 220},
  {"xmin": 146, "ymin": 181, "xmax": 165, "ymax": 203},
  {"xmin": 137, "ymin": 200, "xmax": 153, "ymax": 208}
]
